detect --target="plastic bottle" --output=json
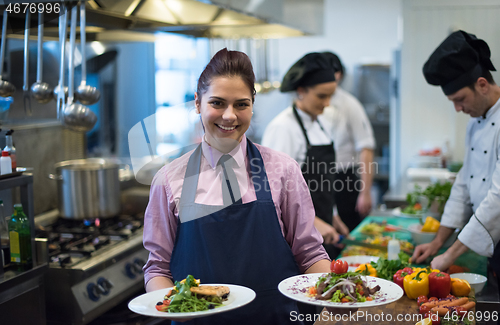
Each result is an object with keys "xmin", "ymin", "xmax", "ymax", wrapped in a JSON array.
[
  {"xmin": 0, "ymin": 151, "xmax": 12, "ymax": 175},
  {"xmin": 3, "ymin": 129, "xmax": 16, "ymax": 170},
  {"xmin": 8, "ymin": 204, "xmax": 32, "ymax": 270},
  {"xmin": 387, "ymin": 234, "xmax": 400, "ymax": 260}
]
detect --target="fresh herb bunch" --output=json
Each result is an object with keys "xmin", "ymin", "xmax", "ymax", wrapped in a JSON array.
[
  {"xmin": 405, "ymin": 182, "xmax": 452, "ymax": 215},
  {"xmin": 369, "ymin": 252, "xmax": 411, "ymax": 281},
  {"xmin": 421, "ymin": 182, "xmax": 452, "ymax": 214}
]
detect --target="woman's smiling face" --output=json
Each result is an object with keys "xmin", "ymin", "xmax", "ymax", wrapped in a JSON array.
[{"xmin": 195, "ymin": 76, "xmax": 254, "ymax": 152}]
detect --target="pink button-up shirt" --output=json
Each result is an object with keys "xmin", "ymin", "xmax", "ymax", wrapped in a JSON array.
[{"xmin": 143, "ymin": 135, "xmax": 329, "ymax": 285}]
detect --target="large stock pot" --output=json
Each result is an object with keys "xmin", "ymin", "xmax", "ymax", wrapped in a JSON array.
[{"xmin": 49, "ymin": 158, "xmax": 121, "ymax": 219}]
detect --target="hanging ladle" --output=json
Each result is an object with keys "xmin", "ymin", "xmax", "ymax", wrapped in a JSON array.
[
  {"xmin": 23, "ymin": 10, "xmax": 32, "ymax": 116},
  {"xmin": 31, "ymin": 12, "xmax": 52, "ymax": 104},
  {"xmin": 75, "ymin": 1, "xmax": 100, "ymax": 105},
  {"xmin": 62, "ymin": 5, "xmax": 96, "ymax": 132},
  {"xmin": 0, "ymin": 10, "xmax": 15, "ymax": 97},
  {"xmin": 54, "ymin": 5, "xmax": 68, "ymax": 119}
]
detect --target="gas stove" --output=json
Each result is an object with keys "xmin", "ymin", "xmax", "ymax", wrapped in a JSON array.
[
  {"xmin": 35, "ymin": 211, "xmax": 149, "ymax": 325},
  {"xmin": 39, "ymin": 215, "xmax": 143, "ymax": 269}
]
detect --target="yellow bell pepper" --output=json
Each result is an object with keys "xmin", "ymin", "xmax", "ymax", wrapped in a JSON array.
[
  {"xmin": 450, "ymin": 278, "xmax": 471, "ymax": 296},
  {"xmin": 421, "ymin": 217, "xmax": 440, "ymax": 232},
  {"xmin": 404, "ymin": 270, "xmax": 429, "ymax": 299},
  {"xmin": 355, "ymin": 263, "xmax": 377, "ymax": 277},
  {"xmin": 412, "ymin": 267, "xmax": 440, "ymax": 274}
]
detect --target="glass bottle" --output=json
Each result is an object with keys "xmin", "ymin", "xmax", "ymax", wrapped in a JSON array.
[
  {"xmin": 0, "ymin": 200, "xmax": 8, "ymax": 267},
  {"xmin": 8, "ymin": 204, "xmax": 32, "ymax": 270}
]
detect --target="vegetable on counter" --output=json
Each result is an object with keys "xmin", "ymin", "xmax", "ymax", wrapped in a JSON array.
[
  {"xmin": 404, "ymin": 270, "xmax": 429, "ymax": 299},
  {"xmin": 450, "ymin": 278, "xmax": 471, "ymax": 297},
  {"xmin": 369, "ymin": 251, "xmax": 411, "ymax": 281},
  {"xmin": 393, "ymin": 267, "xmax": 414, "ymax": 294},
  {"xmin": 421, "ymin": 217, "xmax": 440, "ymax": 233},
  {"xmin": 428, "ymin": 272, "xmax": 451, "ymax": 298},
  {"xmin": 355, "ymin": 263, "xmax": 377, "ymax": 277},
  {"xmin": 406, "ymin": 182, "xmax": 453, "ymax": 215}
]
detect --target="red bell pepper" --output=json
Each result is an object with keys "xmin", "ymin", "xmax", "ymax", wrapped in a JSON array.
[
  {"xmin": 393, "ymin": 267, "xmax": 413, "ymax": 294},
  {"xmin": 428, "ymin": 272, "xmax": 451, "ymax": 298}
]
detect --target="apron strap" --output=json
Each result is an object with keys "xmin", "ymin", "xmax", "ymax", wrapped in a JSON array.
[
  {"xmin": 247, "ymin": 139, "xmax": 273, "ymax": 202},
  {"xmin": 178, "ymin": 144, "xmax": 203, "ymax": 214},
  {"xmin": 292, "ymin": 104, "xmax": 311, "ymax": 149}
]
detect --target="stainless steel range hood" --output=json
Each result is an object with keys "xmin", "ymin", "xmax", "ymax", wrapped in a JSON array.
[
  {"xmin": 1, "ymin": 0, "xmax": 323, "ymax": 41},
  {"xmin": 81, "ymin": 0, "xmax": 324, "ymax": 39}
]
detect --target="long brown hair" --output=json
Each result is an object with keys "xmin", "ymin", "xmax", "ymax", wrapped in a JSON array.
[{"xmin": 196, "ymin": 48, "xmax": 256, "ymax": 103}]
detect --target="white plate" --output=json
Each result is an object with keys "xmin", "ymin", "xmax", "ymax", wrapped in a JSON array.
[
  {"xmin": 392, "ymin": 207, "xmax": 422, "ymax": 218},
  {"xmin": 338, "ymin": 256, "xmax": 380, "ymax": 272},
  {"xmin": 128, "ymin": 284, "xmax": 256, "ymax": 318},
  {"xmin": 278, "ymin": 273, "xmax": 403, "ymax": 309}
]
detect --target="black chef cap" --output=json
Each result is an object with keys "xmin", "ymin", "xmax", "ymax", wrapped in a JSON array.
[
  {"xmin": 322, "ymin": 51, "xmax": 344, "ymax": 75},
  {"xmin": 280, "ymin": 52, "xmax": 336, "ymax": 92},
  {"xmin": 423, "ymin": 30, "xmax": 496, "ymax": 95}
]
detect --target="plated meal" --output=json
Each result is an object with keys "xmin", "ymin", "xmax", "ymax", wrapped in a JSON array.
[
  {"xmin": 128, "ymin": 275, "xmax": 256, "ymax": 319},
  {"xmin": 155, "ymin": 275, "xmax": 230, "ymax": 313},
  {"xmin": 278, "ymin": 268, "xmax": 403, "ymax": 308},
  {"xmin": 309, "ymin": 271, "xmax": 380, "ymax": 303}
]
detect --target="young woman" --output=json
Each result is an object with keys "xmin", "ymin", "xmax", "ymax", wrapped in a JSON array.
[
  {"xmin": 143, "ymin": 48, "xmax": 330, "ymax": 324},
  {"xmin": 262, "ymin": 52, "xmax": 350, "ymax": 259}
]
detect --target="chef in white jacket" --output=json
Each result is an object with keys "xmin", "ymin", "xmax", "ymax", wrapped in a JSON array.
[{"xmin": 412, "ymin": 30, "xmax": 500, "ymax": 278}]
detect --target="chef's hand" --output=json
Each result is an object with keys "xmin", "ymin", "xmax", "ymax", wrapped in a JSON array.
[
  {"xmin": 333, "ymin": 214, "xmax": 350, "ymax": 237},
  {"xmin": 355, "ymin": 191, "xmax": 372, "ymax": 217},
  {"xmin": 430, "ymin": 253, "xmax": 456, "ymax": 272},
  {"xmin": 431, "ymin": 240, "xmax": 469, "ymax": 272},
  {"xmin": 314, "ymin": 217, "xmax": 341, "ymax": 245},
  {"xmin": 411, "ymin": 242, "xmax": 440, "ymax": 264}
]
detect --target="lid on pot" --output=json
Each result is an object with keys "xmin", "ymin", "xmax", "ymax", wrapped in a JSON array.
[{"xmin": 55, "ymin": 158, "xmax": 119, "ymax": 171}]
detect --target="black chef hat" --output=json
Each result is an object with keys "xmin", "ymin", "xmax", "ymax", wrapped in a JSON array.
[
  {"xmin": 280, "ymin": 52, "xmax": 336, "ymax": 92},
  {"xmin": 322, "ymin": 51, "xmax": 344, "ymax": 75},
  {"xmin": 423, "ymin": 30, "xmax": 496, "ymax": 95}
]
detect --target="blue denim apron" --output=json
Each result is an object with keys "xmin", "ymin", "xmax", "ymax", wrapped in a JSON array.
[{"xmin": 170, "ymin": 140, "xmax": 302, "ymax": 325}]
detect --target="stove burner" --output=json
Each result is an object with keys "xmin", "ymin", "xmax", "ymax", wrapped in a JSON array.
[{"xmin": 37, "ymin": 214, "xmax": 144, "ymax": 268}]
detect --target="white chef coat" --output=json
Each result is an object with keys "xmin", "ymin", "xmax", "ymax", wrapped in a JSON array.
[
  {"xmin": 322, "ymin": 87, "xmax": 376, "ymax": 168},
  {"xmin": 261, "ymin": 106, "xmax": 333, "ymax": 166},
  {"xmin": 440, "ymin": 97, "xmax": 500, "ymax": 257}
]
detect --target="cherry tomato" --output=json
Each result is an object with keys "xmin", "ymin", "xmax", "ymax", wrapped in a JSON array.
[
  {"xmin": 419, "ymin": 304, "xmax": 432, "ymax": 314},
  {"xmin": 446, "ymin": 294, "xmax": 456, "ymax": 299},
  {"xmin": 417, "ymin": 295, "xmax": 428, "ymax": 306},
  {"xmin": 331, "ymin": 260, "xmax": 348, "ymax": 274},
  {"xmin": 428, "ymin": 297, "xmax": 439, "ymax": 302},
  {"xmin": 453, "ymin": 306, "xmax": 467, "ymax": 317},
  {"xmin": 155, "ymin": 302, "xmax": 169, "ymax": 312}
]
